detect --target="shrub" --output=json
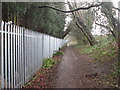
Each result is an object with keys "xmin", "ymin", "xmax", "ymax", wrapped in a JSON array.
[
  {"xmin": 42, "ymin": 58, "xmax": 55, "ymax": 68},
  {"xmin": 53, "ymin": 51, "xmax": 64, "ymax": 57}
]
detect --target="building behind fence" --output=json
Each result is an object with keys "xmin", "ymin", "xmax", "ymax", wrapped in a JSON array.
[{"xmin": 0, "ymin": 21, "xmax": 66, "ymax": 88}]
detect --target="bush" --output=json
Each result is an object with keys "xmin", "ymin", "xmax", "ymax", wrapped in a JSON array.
[
  {"xmin": 53, "ymin": 51, "xmax": 64, "ymax": 57},
  {"xmin": 42, "ymin": 58, "xmax": 55, "ymax": 68}
]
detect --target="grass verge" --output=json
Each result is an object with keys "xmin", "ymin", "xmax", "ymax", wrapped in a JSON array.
[{"xmin": 78, "ymin": 36, "xmax": 118, "ymax": 87}]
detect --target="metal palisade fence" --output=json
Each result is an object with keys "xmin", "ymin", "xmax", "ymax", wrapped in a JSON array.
[{"xmin": 0, "ymin": 21, "xmax": 66, "ymax": 88}]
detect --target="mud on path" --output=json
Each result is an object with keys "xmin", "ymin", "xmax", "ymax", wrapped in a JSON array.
[{"xmin": 54, "ymin": 46, "xmax": 109, "ymax": 88}]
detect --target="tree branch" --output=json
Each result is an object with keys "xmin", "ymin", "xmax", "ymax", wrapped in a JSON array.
[
  {"xmin": 112, "ymin": 7, "xmax": 120, "ymax": 12},
  {"xmin": 95, "ymin": 22, "xmax": 116, "ymax": 38},
  {"xmin": 39, "ymin": 3, "xmax": 102, "ymax": 13},
  {"xmin": 95, "ymin": 23, "xmax": 110, "ymax": 30}
]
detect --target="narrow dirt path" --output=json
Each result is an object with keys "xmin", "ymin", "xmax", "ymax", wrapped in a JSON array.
[{"xmin": 54, "ymin": 46, "xmax": 106, "ymax": 88}]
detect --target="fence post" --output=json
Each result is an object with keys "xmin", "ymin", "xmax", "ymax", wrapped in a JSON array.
[
  {"xmin": 22, "ymin": 27, "xmax": 26, "ymax": 83},
  {"xmin": 42, "ymin": 33, "xmax": 44, "ymax": 59},
  {"xmin": 0, "ymin": 2, "xmax": 2, "ymax": 89},
  {"xmin": 21, "ymin": 27, "xmax": 24, "ymax": 87},
  {"xmin": 49, "ymin": 35, "xmax": 50, "ymax": 58},
  {"xmin": 13, "ymin": 25, "xmax": 16, "ymax": 88},
  {"xmin": 19, "ymin": 26, "xmax": 22, "ymax": 87},
  {"xmin": 10, "ymin": 24, "xmax": 13, "ymax": 88},
  {"xmin": 7, "ymin": 24, "xmax": 11, "ymax": 88},
  {"xmin": 1, "ymin": 21, "xmax": 4, "ymax": 89},
  {"xmin": 4, "ymin": 22, "xmax": 8, "ymax": 88},
  {"xmin": 25, "ymin": 29, "xmax": 28, "ymax": 82},
  {"xmin": 15, "ymin": 26, "xmax": 18, "ymax": 87}
]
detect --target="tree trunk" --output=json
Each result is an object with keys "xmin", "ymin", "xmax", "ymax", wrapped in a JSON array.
[
  {"xmin": 67, "ymin": 1, "xmax": 96, "ymax": 46},
  {"xmin": 76, "ymin": 21, "xmax": 94, "ymax": 46}
]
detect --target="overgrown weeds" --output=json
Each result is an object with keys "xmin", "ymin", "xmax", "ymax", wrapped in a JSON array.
[
  {"xmin": 78, "ymin": 35, "xmax": 118, "ymax": 87},
  {"xmin": 24, "ymin": 50, "xmax": 64, "ymax": 88},
  {"xmin": 42, "ymin": 58, "xmax": 55, "ymax": 68},
  {"xmin": 53, "ymin": 51, "xmax": 64, "ymax": 57},
  {"xmin": 42, "ymin": 51, "xmax": 64, "ymax": 69},
  {"xmin": 81, "ymin": 36, "xmax": 117, "ymax": 62}
]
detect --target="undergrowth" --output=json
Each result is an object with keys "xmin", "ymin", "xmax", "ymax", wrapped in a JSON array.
[
  {"xmin": 81, "ymin": 36, "xmax": 117, "ymax": 62},
  {"xmin": 42, "ymin": 58, "xmax": 55, "ymax": 68},
  {"xmin": 79, "ymin": 35, "xmax": 119, "ymax": 87},
  {"xmin": 53, "ymin": 51, "xmax": 64, "ymax": 57},
  {"xmin": 42, "ymin": 51, "xmax": 64, "ymax": 68}
]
